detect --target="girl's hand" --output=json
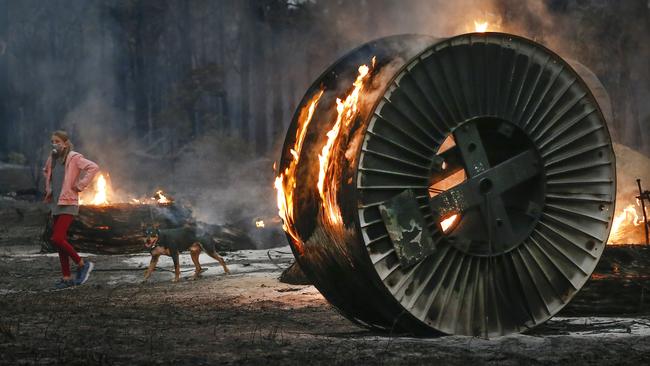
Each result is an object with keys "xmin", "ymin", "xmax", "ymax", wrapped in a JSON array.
[{"xmin": 43, "ymin": 190, "xmax": 52, "ymax": 203}]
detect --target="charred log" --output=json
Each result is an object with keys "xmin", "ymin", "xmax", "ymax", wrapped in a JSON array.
[
  {"xmin": 196, "ymin": 222, "xmax": 257, "ymax": 252},
  {"xmin": 42, "ymin": 203, "xmax": 192, "ymax": 254},
  {"xmin": 560, "ymin": 245, "xmax": 650, "ymax": 316},
  {"xmin": 41, "ymin": 204, "xmax": 257, "ymax": 254}
]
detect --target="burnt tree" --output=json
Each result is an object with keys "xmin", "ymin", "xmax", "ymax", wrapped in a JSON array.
[{"xmin": 0, "ymin": 0, "xmax": 8, "ymax": 155}]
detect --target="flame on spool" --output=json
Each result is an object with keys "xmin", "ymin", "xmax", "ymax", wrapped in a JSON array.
[
  {"xmin": 317, "ymin": 58, "xmax": 375, "ymax": 226},
  {"xmin": 440, "ymin": 214, "xmax": 460, "ymax": 233},
  {"xmin": 274, "ymin": 90, "xmax": 324, "ymax": 253}
]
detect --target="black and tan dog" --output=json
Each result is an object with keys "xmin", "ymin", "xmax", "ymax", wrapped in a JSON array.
[{"xmin": 143, "ymin": 224, "xmax": 230, "ymax": 282}]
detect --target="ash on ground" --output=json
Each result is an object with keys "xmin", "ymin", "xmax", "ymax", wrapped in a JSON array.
[{"xmin": 2, "ymin": 242, "xmax": 650, "ymax": 365}]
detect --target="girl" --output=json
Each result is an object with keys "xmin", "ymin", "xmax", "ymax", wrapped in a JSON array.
[{"xmin": 43, "ymin": 131, "xmax": 99, "ymax": 289}]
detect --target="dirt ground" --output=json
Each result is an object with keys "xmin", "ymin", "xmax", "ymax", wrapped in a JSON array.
[{"xmin": 2, "ymin": 243, "xmax": 650, "ymax": 365}]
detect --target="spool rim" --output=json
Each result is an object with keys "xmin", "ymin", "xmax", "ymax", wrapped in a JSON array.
[{"xmin": 355, "ymin": 32, "xmax": 616, "ymax": 337}]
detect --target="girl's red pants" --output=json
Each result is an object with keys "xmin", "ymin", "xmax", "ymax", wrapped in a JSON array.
[{"xmin": 51, "ymin": 214, "xmax": 82, "ymax": 278}]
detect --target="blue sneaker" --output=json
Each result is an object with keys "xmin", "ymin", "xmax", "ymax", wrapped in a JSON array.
[
  {"xmin": 54, "ymin": 279, "xmax": 75, "ymax": 290},
  {"xmin": 75, "ymin": 262, "xmax": 94, "ymax": 285}
]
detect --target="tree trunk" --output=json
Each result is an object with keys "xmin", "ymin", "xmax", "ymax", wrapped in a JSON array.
[
  {"xmin": 217, "ymin": 0, "xmax": 229, "ymax": 134},
  {"xmin": 239, "ymin": 1, "xmax": 252, "ymax": 143},
  {"xmin": 0, "ymin": 0, "xmax": 8, "ymax": 155},
  {"xmin": 253, "ymin": 15, "xmax": 268, "ymax": 154},
  {"xmin": 178, "ymin": 0, "xmax": 198, "ymax": 138},
  {"xmin": 270, "ymin": 27, "xmax": 285, "ymax": 147},
  {"xmin": 133, "ymin": 1, "xmax": 150, "ymax": 139},
  {"xmin": 221, "ymin": 92, "xmax": 230, "ymax": 134}
]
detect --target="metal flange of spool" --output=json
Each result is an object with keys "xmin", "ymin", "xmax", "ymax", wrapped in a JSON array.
[{"xmin": 279, "ymin": 32, "xmax": 616, "ymax": 337}]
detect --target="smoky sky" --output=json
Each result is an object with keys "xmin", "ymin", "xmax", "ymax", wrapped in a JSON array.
[{"xmin": 1, "ymin": 0, "xmax": 649, "ymax": 230}]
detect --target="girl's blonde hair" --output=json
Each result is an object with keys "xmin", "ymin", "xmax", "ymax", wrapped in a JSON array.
[{"xmin": 51, "ymin": 130, "xmax": 74, "ymax": 163}]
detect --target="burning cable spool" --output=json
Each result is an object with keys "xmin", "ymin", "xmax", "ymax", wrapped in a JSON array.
[{"xmin": 276, "ymin": 33, "xmax": 616, "ymax": 337}]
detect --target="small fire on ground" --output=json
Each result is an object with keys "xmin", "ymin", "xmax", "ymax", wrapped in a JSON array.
[
  {"xmin": 78, "ymin": 172, "xmax": 173, "ymax": 206},
  {"xmin": 608, "ymin": 200, "xmax": 648, "ymax": 244}
]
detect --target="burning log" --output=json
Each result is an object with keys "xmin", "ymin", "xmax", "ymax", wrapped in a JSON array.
[
  {"xmin": 608, "ymin": 144, "xmax": 650, "ymax": 244},
  {"xmin": 561, "ymin": 245, "xmax": 650, "ymax": 316},
  {"xmin": 42, "ymin": 203, "xmax": 193, "ymax": 254},
  {"xmin": 42, "ymin": 203, "xmax": 258, "ymax": 254},
  {"xmin": 42, "ymin": 173, "xmax": 258, "ymax": 254}
]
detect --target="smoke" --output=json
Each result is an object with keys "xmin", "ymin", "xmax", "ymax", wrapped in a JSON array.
[
  {"xmin": 172, "ymin": 131, "xmax": 276, "ymax": 224},
  {"xmin": 6, "ymin": 0, "xmax": 650, "ymax": 247},
  {"xmin": 323, "ymin": 0, "xmax": 650, "ymax": 155},
  {"xmin": 480, "ymin": 0, "xmax": 650, "ymax": 224},
  {"xmin": 311, "ymin": 0, "xmax": 649, "ymax": 241},
  {"xmin": 492, "ymin": 0, "xmax": 650, "ymax": 154}
]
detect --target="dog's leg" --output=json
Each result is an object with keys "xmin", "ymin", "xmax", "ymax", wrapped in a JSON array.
[
  {"xmin": 190, "ymin": 243, "xmax": 203, "ymax": 280},
  {"xmin": 171, "ymin": 250, "xmax": 181, "ymax": 283},
  {"xmin": 207, "ymin": 250, "xmax": 230, "ymax": 274},
  {"xmin": 144, "ymin": 247, "xmax": 164, "ymax": 281},
  {"xmin": 174, "ymin": 264, "xmax": 180, "ymax": 282}
]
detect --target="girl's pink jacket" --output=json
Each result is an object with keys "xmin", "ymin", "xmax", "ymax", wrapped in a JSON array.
[{"xmin": 43, "ymin": 151, "xmax": 99, "ymax": 205}]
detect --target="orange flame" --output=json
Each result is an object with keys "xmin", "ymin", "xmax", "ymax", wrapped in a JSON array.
[
  {"xmin": 79, "ymin": 172, "xmax": 174, "ymax": 206},
  {"xmin": 154, "ymin": 190, "xmax": 172, "ymax": 204},
  {"xmin": 609, "ymin": 202, "xmax": 647, "ymax": 244},
  {"xmin": 79, "ymin": 173, "xmax": 110, "ymax": 206},
  {"xmin": 474, "ymin": 20, "xmax": 489, "ymax": 32},
  {"xmin": 93, "ymin": 174, "xmax": 109, "ymax": 205},
  {"xmin": 318, "ymin": 58, "xmax": 375, "ymax": 226},
  {"xmin": 430, "ymin": 135, "xmax": 465, "ymax": 235},
  {"xmin": 440, "ymin": 214, "xmax": 459, "ymax": 233},
  {"xmin": 275, "ymin": 90, "xmax": 324, "ymax": 253}
]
